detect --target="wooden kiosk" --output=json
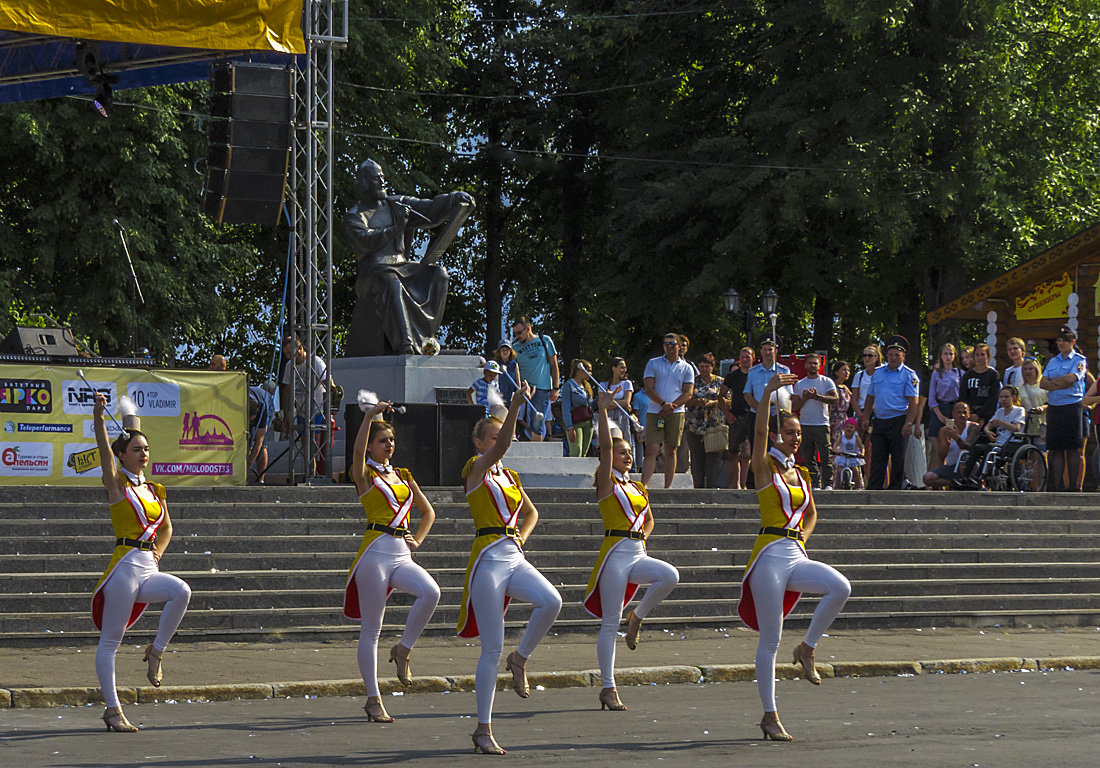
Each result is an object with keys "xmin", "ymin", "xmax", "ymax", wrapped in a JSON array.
[{"xmin": 927, "ymin": 224, "xmax": 1100, "ymax": 368}]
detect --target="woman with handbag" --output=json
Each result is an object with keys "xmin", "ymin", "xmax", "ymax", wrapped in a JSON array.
[
  {"xmin": 562, "ymin": 358, "xmax": 596, "ymax": 457},
  {"xmin": 684, "ymin": 353, "xmax": 726, "ymax": 487}
]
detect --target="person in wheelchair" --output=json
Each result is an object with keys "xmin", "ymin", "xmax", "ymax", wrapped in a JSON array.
[
  {"xmin": 923, "ymin": 401, "xmax": 980, "ymax": 489},
  {"xmin": 957, "ymin": 386, "xmax": 1027, "ymax": 487}
]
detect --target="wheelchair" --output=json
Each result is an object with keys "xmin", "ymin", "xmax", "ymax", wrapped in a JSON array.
[{"xmin": 956, "ymin": 431, "xmax": 1047, "ymax": 492}]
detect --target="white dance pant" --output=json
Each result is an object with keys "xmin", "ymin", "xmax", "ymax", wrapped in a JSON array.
[
  {"xmin": 597, "ymin": 540, "xmax": 679, "ymax": 688},
  {"xmin": 95, "ymin": 550, "xmax": 191, "ymax": 708},
  {"xmin": 747, "ymin": 539, "xmax": 850, "ymax": 712},
  {"xmin": 353, "ymin": 535, "xmax": 441, "ymax": 697},
  {"xmin": 470, "ymin": 540, "xmax": 562, "ymax": 724}
]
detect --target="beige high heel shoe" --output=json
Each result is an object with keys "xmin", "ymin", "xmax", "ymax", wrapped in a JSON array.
[
  {"xmin": 471, "ymin": 726, "xmax": 506, "ymax": 755},
  {"xmin": 389, "ymin": 644, "xmax": 412, "ymax": 686},
  {"xmin": 364, "ymin": 697, "xmax": 395, "ymax": 723},
  {"xmin": 792, "ymin": 641, "xmax": 822, "ymax": 685},
  {"xmin": 759, "ymin": 715, "xmax": 793, "ymax": 741},
  {"xmin": 505, "ymin": 651, "xmax": 529, "ymax": 698},
  {"xmin": 142, "ymin": 644, "xmax": 163, "ymax": 687},
  {"xmin": 624, "ymin": 609, "xmax": 642, "ymax": 651},
  {"xmin": 599, "ymin": 687, "xmax": 627, "ymax": 711},
  {"xmin": 102, "ymin": 706, "xmax": 139, "ymax": 732}
]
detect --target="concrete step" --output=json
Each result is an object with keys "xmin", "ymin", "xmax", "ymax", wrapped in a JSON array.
[
  {"xmin": 6, "ymin": 560, "xmax": 1097, "ymax": 596},
  {"xmin": 8, "ymin": 574, "xmax": 1099, "ymax": 615},
  {"xmin": 4, "ymin": 591, "xmax": 1098, "ymax": 637}
]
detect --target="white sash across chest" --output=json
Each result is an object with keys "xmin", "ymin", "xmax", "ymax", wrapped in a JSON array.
[
  {"xmin": 610, "ymin": 480, "xmax": 648, "ymax": 532},
  {"xmin": 483, "ymin": 468, "xmax": 520, "ymax": 527},
  {"xmin": 770, "ymin": 461, "xmax": 809, "ymax": 530},
  {"xmin": 124, "ymin": 483, "xmax": 164, "ymax": 543},
  {"xmin": 365, "ymin": 471, "xmax": 414, "ymax": 528}
]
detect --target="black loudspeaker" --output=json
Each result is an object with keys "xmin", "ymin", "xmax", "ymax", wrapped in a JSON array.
[
  {"xmin": 0, "ymin": 326, "xmax": 80, "ymax": 356},
  {"xmin": 343, "ymin": 403, "xmax": 484, "ymax": 487},
  {"xmin": 439, "ymin": 403, "xmax": 483, "ymax": 486},
  {"xmin": 202, "ymin": 63, "xmax": 292, "ymax": 225}
]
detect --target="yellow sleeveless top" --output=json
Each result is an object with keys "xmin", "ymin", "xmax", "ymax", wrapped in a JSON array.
[
  {"xmin": 457, "ymin": 455, "xmax": 524, "ymax": 637},
  {"xmin": 737, "ymin": 458, "xmax": 810, "ymax": 630},
  {"xmin": 91, "ymin": 480, "xmax": 167, "ymax": 630},
  {"xmin": 343, "ymin": 466, "xmax": 415, "ymax": 619},
  {"xmin": 582, "ymin": 479, "xmax": 649, "ymax": 617}
]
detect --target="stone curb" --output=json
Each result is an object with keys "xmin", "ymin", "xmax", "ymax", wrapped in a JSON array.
[{"xmin": 4, "ymin": 656, "xmax": 1099, "ymax": 709}]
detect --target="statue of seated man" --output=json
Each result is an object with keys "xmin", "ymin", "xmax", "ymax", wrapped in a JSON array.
[{"xmin": 342, "ymin": 159, "xmax": 475, "ymax": 356}]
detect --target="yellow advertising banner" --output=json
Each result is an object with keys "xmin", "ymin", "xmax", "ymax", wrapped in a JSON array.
[
  {"xmin": 0, "ymin": 364, "xmax": 246, "ymax": 486},
  {"xmin": 1015, "ymin": 272, "xmax": 1074, "ymax": 321},
  {"xmin": 0, "ymin": 1, "xmax": 306, "ymax": 54}
]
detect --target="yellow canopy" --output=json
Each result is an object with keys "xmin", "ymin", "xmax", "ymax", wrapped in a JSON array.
[{"xmin": 0, "ymin": 0, "xmax": 305, "ymax": 54}]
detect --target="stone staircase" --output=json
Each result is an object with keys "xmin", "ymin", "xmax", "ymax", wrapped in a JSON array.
[{"xmin": 0, "ymin": 486, "xmax": 1097, "ymax": 645}]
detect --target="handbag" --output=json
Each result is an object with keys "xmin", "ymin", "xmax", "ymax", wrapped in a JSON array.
[
  {"xmin": 571, "ymin": 404, "xmax": 594, "ymax": 423},
  {"xmin": 704, "ymin": 423, "xmax": 729, "ymax": 453}
]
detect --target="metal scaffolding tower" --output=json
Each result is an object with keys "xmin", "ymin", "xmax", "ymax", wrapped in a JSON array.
[{"xmin": 285, "ymin": 1, "xmax": 347, "ymax": 483}]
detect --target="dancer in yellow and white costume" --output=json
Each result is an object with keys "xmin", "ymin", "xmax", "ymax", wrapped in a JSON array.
[
  {"xmin": 459, "ymin": 384, "xmax": 562, "ymax": 755},
  {"xmin": 90, "ymin": 393, "xmax": 191, "ymax": 733},
  {"xmin": 345, "ymin": 402, "xmax": 440, "ymax": 723},
  {"xmin": 583, "ymin": 390, "xmax": 678, "ymax": 711},
  {"xmin": 738, "ymin": 374, "xmax": 850, "ymax": 742}
]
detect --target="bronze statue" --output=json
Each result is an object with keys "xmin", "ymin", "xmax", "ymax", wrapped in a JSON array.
[{"xmin": 343, "ymin": 159, "xmax": 474, "ymax": 356}]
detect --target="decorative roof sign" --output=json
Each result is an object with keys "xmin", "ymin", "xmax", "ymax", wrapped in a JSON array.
[{"xmin": 1015, "ymin": 272, "xmax": 1073, "ymax": 321}]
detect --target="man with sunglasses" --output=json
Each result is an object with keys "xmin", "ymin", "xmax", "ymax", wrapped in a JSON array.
[
  {"xmin": 641, "ymin": 333, "xmax": 695, "ymax": 488},
  {"xmin": 1041, "ymin": 325, "xmax": 1088, "ymax": 491}
]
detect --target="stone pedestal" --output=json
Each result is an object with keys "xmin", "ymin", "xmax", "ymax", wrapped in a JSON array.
[
  {"xmin": 331, "ymin": 354, "xmax": 483, "ymax": 406},
  {"xmin": 329, "ymin": 354, "xmax": 483, "ymax": 473}
]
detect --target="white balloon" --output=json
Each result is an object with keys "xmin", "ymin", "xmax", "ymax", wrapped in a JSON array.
[
  {"xmin": 1067, "ymin": 293, "xmax": 1079, "ymax": 307},
  {"xmin": 986, "ymin": 310, "xmax": 998, "ymax": 322}
]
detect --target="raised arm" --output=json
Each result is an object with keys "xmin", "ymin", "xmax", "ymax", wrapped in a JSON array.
[
  {"xmin": 751, "ymin": 373, "xmax": 799, "ymax": 483},
  {"xmin": 93, "ymin": 393, "xmax": 124, "ymax": 503},
  {"xmin": 351, "ymin": 402, "xmax": 390, "ymax": 492},
  {"xmin": 467, "ymin": 384, "xmax": 531, "ymax": 485},
  {"xmin": 595, "ymin": 390, "xmax": 616, "ymax": 498}
]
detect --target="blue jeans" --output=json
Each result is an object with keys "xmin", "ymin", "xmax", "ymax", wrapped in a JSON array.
[{"xmin": 523, "ymin": 387, "xmax": 551, "ymax": 438}]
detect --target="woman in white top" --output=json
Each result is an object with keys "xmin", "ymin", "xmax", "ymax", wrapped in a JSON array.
[
  {"xmin": 1017, "ymin": 358, "xmax": 1047, "ymax": 445},
  {"xmin": 602, "ymin": 356, "xmax": 635, "ymax": 448},
  {"xmin": 850, "ymin": 344, "xmax": 881, "ymax": 482}
]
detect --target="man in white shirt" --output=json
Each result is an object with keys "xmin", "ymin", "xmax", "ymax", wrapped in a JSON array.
[
  {"xmin": 791, "ymin": 352, "xmax": 838, "ymax": 489},
  {"xmin": 641, "ymin": 333, "xmax": 695, "ymax": 488},
  {"xmin": 280, "ymin": 336, "xmax": 335, "ymax": 476}
]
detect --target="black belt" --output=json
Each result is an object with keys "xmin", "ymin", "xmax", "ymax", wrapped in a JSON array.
[
  {"xmin": 605, "ymin": 529, "xmax": 645, "ymax": 540},
  {"xmin": 476, "ymin": 526, "xmax": 518, "ymax": 538},
  {"xmin": 759, "ymin": 526, "xmax": 804, "ymax": 541},
  {"xmin": 116, "ymin": 537, "xmax": 156, "ymax": 551},
  {"xmin": 366, "ymin": 523, "xmax": 410, "ymax": 537}
]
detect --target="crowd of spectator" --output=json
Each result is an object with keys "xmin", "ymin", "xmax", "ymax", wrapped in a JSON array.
[{"xmin": 479, "ymin": 320, "xmax": 1097, "ymax": 492}]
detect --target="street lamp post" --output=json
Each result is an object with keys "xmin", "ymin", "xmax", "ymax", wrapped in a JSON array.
[{"xmin": 723, "ymin": 287, "xmax": 780, "ymax": 352}]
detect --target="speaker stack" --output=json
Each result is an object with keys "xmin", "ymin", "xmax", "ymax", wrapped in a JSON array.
[{"xmin": 202, "ymin": 63, "xmax": 292, "ymax": 225}]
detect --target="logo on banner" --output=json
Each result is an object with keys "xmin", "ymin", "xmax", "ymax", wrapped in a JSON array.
[
  {"xmin": 63, "ymin": 380, "xmax": 116, "ymax": 416},
  {"xmin": 0, "ymin": 442, "xmax": 52, "ymax": 475},
  {"xmin": 81, "ymin": 419, "xmax": 124, "ymax": 440},
  {"xmin": 0, "ymin": 379, "xmax": 52, "ymax": 413},
  {"xmin": 65, "ymin": 444, "xmax": 101, "ymax": 475},
  {"xmin": 153, "ymin": 461, "xmax": 232, "ymax": 476},
  {"xmin": 127, "ymin": 382, "xmax": 181, "ymax": 417},
  {"xmin": 12, "ymin": 422, "xmax": 72, "ymax": 434},
  {"xmin": 179, "ymin": 412, "xmax": 234, "ymax": 450}
]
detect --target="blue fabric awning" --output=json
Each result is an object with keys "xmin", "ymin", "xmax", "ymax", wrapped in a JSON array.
[{"xmin": 0, "ymin": 31, "xmax": 297, "ymax": 105}]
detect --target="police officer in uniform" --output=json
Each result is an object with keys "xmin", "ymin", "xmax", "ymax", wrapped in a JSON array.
[
  {"xmin": 861, "ymin": 335, "xmax": 920, "ymax": 490},
  {"xmin": 1041, "ymin": 325, "xmax": 1088, "ymax": 491}
]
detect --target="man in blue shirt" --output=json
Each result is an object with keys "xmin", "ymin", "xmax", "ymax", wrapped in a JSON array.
[
  {"xmin": 1041, "ymin": 325, "xmax": 1088, "ymax": 491},
  {"xmin": 861, "ymin": 335, "xmax": 920, "ymax": 490},
  {"xmin": 641, "ymin": 333, "xmax": 696, "ymax": 488},
  {"xmin": 511, "ymin": 316, "xmax": 560, "ymax": 441},
  {"xmin": 742, "ymin": 335, "xmax": 791, "ymax": 466}
]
